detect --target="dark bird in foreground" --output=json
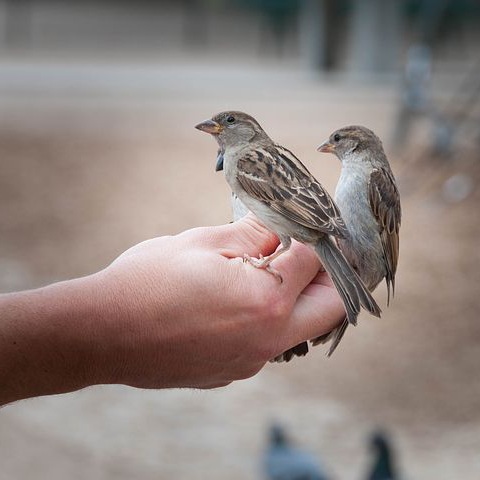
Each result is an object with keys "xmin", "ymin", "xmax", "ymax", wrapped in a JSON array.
[
  {"xmin": 365, "ymin": 430, "xmax": 399, "ymax": 480},
  {"xmin": 263, "ymin": 424, "xmax": 330, "ymax": 480},
  {"xmin": 195, "ymin": 111, "xmax": 381, "ymax": 362},
  {"xmin": 316, "ymin": 126, "xmax": 401, "ymax": 355}
]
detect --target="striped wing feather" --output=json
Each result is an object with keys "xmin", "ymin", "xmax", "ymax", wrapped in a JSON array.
[
  {"xmin": 368, "ymin": 167, "xmax": 401, "ymax": 301},
  {"xmin": 237, "ymin": 145, "xmax": 347, "ymax": 238}
]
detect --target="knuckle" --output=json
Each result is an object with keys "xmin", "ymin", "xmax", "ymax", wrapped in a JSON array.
[
  {"xmin": 235, "ymin": 362, "xmax": 263, "ymax": 381},
  {"xmin": 209, "ymin": 381, "xmax": 232, "ymax": 389},
  {"xmin": 249, "ymin": 288, "xmax": 289, "ymax": 322},
  {"xmin": 267, "ymin": 292, "xmax": 291, "ymax": 323},
  {"xmin": 240, "ymin": 287, "xmax": 292, "ymax": 363}
]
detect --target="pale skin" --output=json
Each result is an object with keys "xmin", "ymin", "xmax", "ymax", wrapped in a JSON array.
[{"xmin": 0, "ymin": 215, "xmax": 345, "ymax": 407}]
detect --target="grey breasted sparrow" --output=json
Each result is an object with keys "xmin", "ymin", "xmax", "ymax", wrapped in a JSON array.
[
  {"xmin": 196, "ymin": 112, "xmax": 381, "ymax": 362},
  {"xmin": 316, "ymin": 126, "xmax": 401, "ymax": 355},
  {"xmin": 216, "ymin": 147, "xmax": 250, "ymax": 221}
]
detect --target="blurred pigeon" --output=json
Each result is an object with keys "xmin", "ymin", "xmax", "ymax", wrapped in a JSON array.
[
  {"xmin": 365, "ymin": 430, "xmax": 399, "ymax": 480},
  {"xmin": 263, "ymin": 424, "xmax": 329, "ymax": 480}
]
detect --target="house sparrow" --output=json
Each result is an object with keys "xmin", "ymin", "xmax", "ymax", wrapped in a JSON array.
[
  {"xmin": 316, "ymin": 126, "xmax": 401, "ymax": 355},
  {"xmin": 196, "ymin": 111, "xmax": 381, "ymax": 362}
]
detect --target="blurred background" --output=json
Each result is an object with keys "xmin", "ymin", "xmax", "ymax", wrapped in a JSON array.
[{"xmin": 0, "ymin": 0, "xmax": 479, "ymax": 479}]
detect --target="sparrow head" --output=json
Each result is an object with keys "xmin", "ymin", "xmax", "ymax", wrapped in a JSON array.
[
  {"xmin": 317, "ymin": 125, "xmax": 384, "ymax": 162},
  {"xmin": 195, "ymin": 111, "xmax": 271, "ymax": 151}
]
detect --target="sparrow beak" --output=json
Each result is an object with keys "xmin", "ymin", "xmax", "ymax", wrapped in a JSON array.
[
  {"xmin": 195, "ymin": 119, "xmax": 224, "ymax": 135},
  {"xmin": 317, "ymin": 141, "xmax": 335, "ymax": 154}
]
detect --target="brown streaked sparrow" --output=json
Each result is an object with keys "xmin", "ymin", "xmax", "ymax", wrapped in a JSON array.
[
  {"xmin": 196, "ymin": 111, "xmax": 381, "ymax": 362},
  {"xmin": 316, "ymin": 125, "xmax": 401, "ymax": 355}
]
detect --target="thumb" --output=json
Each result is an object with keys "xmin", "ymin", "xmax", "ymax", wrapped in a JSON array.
[{"xmin": 216, "ymin": 213, "xmax": 280, "ymax": 258}]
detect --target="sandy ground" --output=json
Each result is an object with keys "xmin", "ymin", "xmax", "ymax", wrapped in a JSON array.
[{"xmin": 0, "ymin": 59, "xmax": 480, "ymax": 479}]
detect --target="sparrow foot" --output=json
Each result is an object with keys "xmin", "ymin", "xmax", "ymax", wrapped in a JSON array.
[{"xmin": 243, "ymin": 253, "xmax": 283, "ymax": 283}]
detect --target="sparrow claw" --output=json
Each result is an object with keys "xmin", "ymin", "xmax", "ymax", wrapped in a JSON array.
[
  {"xmin": 243, "ymin": 253, "xmax": 265, "ymax": 268},
  {"xmin": 265, "ymin": 265, "xmax": 283, "ymax": 283},
  {"xmin": 243, "ymin": 253, "xmax": 283, "ymax": 283}
]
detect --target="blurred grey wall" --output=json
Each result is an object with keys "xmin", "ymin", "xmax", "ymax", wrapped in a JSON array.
[{"xmin": 0, "ymin": 0, "xmax": 479, "ymax": 73}]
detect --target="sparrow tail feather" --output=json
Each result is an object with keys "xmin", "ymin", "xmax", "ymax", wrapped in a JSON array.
[
  {"xmin": 314, "ymin": 237, "xmax": 381, "ymax": 324},
  {"xmin": 311, "ymin": 319, "xmax": 349, "ymax": 357},
  {"xmin": 271, "ymin": 341, "xmax": 309, "ymax": 363}
]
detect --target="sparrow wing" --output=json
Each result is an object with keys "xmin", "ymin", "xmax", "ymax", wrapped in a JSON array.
[
  {"xmin": 368, "ymin": 167, "xmax": 401, "ymax": 302},
  {"xmin": 236, "ymin": 145, "xmax": 347, "ymax": 237}
]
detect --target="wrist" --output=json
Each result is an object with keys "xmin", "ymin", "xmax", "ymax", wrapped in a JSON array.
[{"xmin": 0, "ymin": 274, "xmax": 119, "ymax": 405}]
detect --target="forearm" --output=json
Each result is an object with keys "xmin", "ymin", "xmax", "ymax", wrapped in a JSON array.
[{"xmin": 0, "ymin": 275, "xmax": 114, "ymax": 406}]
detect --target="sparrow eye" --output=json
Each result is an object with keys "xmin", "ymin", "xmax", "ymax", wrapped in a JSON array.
[
  {"xmin": 333, "ymin": 133, "xmax": 341, "ymax": 142},
  {"xmin": 226, "ymin": 115, "xmax": 236, "ymax": 124}
]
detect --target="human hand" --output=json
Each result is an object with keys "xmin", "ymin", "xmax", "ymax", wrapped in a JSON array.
[
  {"xmin": 95, "ymin": 214, "xmax": 345, "ymax": 390},
  {"xmin": 0, "ymin": 215, "xmax": 345, "ymax": 406}
]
